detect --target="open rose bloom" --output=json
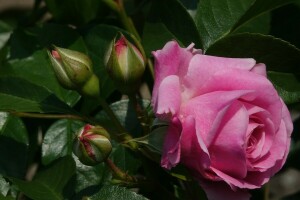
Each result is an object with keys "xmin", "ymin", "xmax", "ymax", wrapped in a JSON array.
[{"xmin": 151, "ymin": 41, "xmax": 293, "ymax": 199}]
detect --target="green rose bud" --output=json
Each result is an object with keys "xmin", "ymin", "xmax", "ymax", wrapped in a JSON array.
[
  {"xmin": 106, "ymin": 34, "xmax": 145, "ymax": 94},
  {"xmin": 47, "ymin": 46, "xmax": 100, "ymax": 97},
  {"xmin": 73, "ymin": 124, "xmax": 112, "ymax": 166}
]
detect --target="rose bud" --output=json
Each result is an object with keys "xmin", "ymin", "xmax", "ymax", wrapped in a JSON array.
[
  {"xmin": 47, "ymin": 46, "xmax": 100, "ymax": 97},
  {"xmin": 106, "ymin": 34, "xmax": 145, "ymax": 94},
  {"xmin": 73, "ymin": 124, "xmax": 112, "ymax": 166}
]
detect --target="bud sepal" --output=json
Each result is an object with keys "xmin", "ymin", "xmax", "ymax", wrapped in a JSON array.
[
  {"xmin": 73, "ymin": 124, "xmax": 112, "ymax": 166},
  {"xmin": 48, "ymin": 46, "xmax": 100, "ymax": 97},
  {"xmin": 106, "ymin": 34, "xmax": 145, "ymax": 94}
]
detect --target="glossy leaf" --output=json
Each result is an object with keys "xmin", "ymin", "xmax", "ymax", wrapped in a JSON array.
[
  {"xmin": 195, "ymin": 0, "xmax": 255, "ymax": 49},
  {"xmin": 233, "ymin": 13, "xmax": 271, "ymax": 34},
  {"xmin": 89, "ymin": 185, "xmax": 148, "ymax": 200},
  {"xmin": 3, "ymin": 24, "xmax": 87, "ymax": 106},
  {"xmin": 42, "ymin": 119, "xmax": 84, "ymax": 165},
  {"xmin": 206, "ymin": 33, "xmax": 300, "ymax": 73},
  {"xmin": 0, "ymin": 112, "xmax": 28, "ymax": 178},
  {"xmin": 134, "ymin": 126, "xmax": 168, "ymax": 155},
  {"xmin": 110, "ymin": 145, "xmax": 141, "ymax": 174},
  {"xmin": 233, "ymin": 0, "xmax": 299, "ymax": 31},
  {"xmin": 195, "ymin": 0, "xmax": 298, "ymax": 49},
  {"xmin": 0, "ymin": 194, "xmax": 15, "ymax": 200},
  {"xmin": 95, "ymin": 99, "xmax": 150, "ymax": 137},
  {"xmin": 45, "ymin": 0, "xmax": 107, "ymax": 25},
  {"xmin": 9, "ymin": 24, "xmax": 87, "ymax": 59},
  {"xmin": 0, "ymin": 77, "xmax": 78, "ymax": 114},
  {"xmin": 11, "ymin": 156, "xmax": 76, "ymax": 200},
  {"xmin": 270, "ymin": 3, "xmax": 300, "ymax": 48},
  {"xmin": 72, "ymin": 156, "xmax": 109, "ymax": 195},
  {"xmin": 1, "ymin": 50, "xmax": 80, "ymax": 106},
  {"xmin": 268, "ymin": 72, "xmax": 300, "ymax": 104},
  {"xmin": 142, "ymin": 0, "xmax": 201, "ymax": 56}
]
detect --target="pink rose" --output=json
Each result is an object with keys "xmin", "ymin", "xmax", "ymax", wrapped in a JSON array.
[{"xmin": 151, "ymin": 41, "xmax": 293, "ymax": 199}]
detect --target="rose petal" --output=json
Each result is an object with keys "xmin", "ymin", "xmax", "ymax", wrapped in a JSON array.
[
  {"xmin": 246, "ymin": 123, "xmax": 265, "ymax": 162},
  {"xmin": 211, "ymin": 167, "xmax": 266, "ymax": 189},
  {"xmin": 252, "ymin": 120, "xmax": 289, "ymax": 172},
  {"xmin": 251, "ymin": 63, "xmax": 267, "ymax": 77},
  {"xmin": 152, "ymin": 41, "xmax": 196, "ymax": 108},
  {"xmin": 161, "ymin": 117, "xmax": 182, "ymax": 169},
  {"xmin": 155, "ymin": 75, "xmax": 181, "ymax": 120},
  {"xmin": 181, "ymin": 90, "xmax": 254, "ymax": 145},
  {"xmin": 199, "ymin": 178, "xmax": 251, "ymax": 200},
  {"xmin": 208, "ymin": 101, "xmax": 248, "ymax": 179},
  {"xmin": 180, "ymin": 116, "xmax": 210, "ymax": 174},
  {"xmin": 182, "ymin": 55, "xmax": 256, "ymax": 100},
  {"xmin": 200, "ymin": 68, "xmax": 282, "ymax": 131},
  {"xmin": 249, "ymin": 112, "xmax": 275, "ymax": 160}
]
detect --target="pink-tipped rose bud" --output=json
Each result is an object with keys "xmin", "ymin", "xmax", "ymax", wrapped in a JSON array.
[
  {"xmin": 73, "ymin": 124, "xmax": 112, "ymax": 166},
  {"xmin": 106, "ymin": 34, "xmax": 145, "ymax": 94},
  {"xmin": 47, "ymin": 46, "xmax": 100, "ymax": 97}
]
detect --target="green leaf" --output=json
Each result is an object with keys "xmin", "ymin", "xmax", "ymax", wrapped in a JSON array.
[
  {"xmin": 270, "ymin": 3, "xmax": 300, "ymax": 48},
  {"xmin": 42, "ymin": 119, "xmax": 84, "ymax": 165},
  {"xmin": 233, "ymin": 0, "xmax": 299, "ymax": 31},
  {"xmin": 3, "ymin": 24, "xmax": 87, "ymax": 106},
  {"xmin": 134, "ymin": 126, "xmax": 168, "ymax": 155},
  {"xmin": 142, "ymin": 23, "xmax": 176, "ymax": 57},
  {"xmin": 0, "ymin": 194, "xmax": 15, "ymax": 200},
  {"xmin": 268, "ymin": 72, "xmax": 300, "ymax": 104},
  {"xmin": 0, "ymin": 112, "xmax": 28, "ymax": 178},
  {"xmin": 72, "ymin": 157, "xmax": 108, "ymax": 194},
  {"xmin": 0, "ymin": 175, "xmax": 10, "ymax": 196},
  {"xmin": 95, "ymin": 99, "xmax": 150, "ymax": 137},
  {"xmin": 110, "ymin": 145, "xmax": 141, "ymax": 174},
  {"xmin": 195, "ymin": 0, "xmax": 298, "ymax": 50},
  {"xmin": 41, "ymin": 119, "xmax": 110, "ymax": 195},
  {"xmin": 45, "ymin": 0, "xmax": 106, "ymax": 25},
  {"xmin": 206, "ymin": 33, "xmax": 300, "ymax": 73},
  {"xmin": 233, "ymin": 13, "xmax": 270, "ymax": 34},
  {"xmin": 11, "ymin": 156, "xmax": 76, "ymax": 200},
  {"xmin": 0, "ymin": 77, "xmax": 78, "ymax": 114},
  {"xmin": 143, "ymin": 0, "xmax": 201, "ymax": 56},
  {"xmin": 89, "ymin": 185, "xmax": 148, "ymax": 200},
  {"xmin": 9, "ymin": 24, "xmax": 87, "ymax": 59},
  {"xmin": 195, "ymin": 0, "xmax": 255, "ymax": 50},
  {"xmin": 1, "ymin": 50, "xmax": 80, "ymax": 106}
]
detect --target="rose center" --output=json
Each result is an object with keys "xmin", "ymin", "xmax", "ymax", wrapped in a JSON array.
[{"xmin": 246, "ymin": 125, "xmax": 263, "ymax": 154}]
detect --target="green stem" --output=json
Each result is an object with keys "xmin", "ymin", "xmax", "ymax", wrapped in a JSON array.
[
  {"xmin": 10, "ymin": 112, "xmax": 96, "ymax": 123},
  {"xmin": 147, "ymin": 58, "xmax": 154, "ymax": 78},
  {"xmin": 97, "ymin": 97, "xmax": 138, "ymax": 150},
  {"xmin": 128, "ymin": 95, "xmax": 150, "ymax": 135},
  {"xmin": 105, "ymin": 158, "xmax": 137, "ymax": 182},
  {"xmin": 264, "ymin": 183, "xmax": 270, "ymax": 200},
  {"xmin": 102, "ymin": 0, "xmax": 140, "ymax": 41},
  {"xmin": 118, "ymin": 9, "xmax": 141, "ymax": 41}
]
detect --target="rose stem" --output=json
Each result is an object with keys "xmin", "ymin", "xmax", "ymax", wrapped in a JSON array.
[
  {"xmin": 105, "ymin": 158, "xmax": 137, "ymax": 183},
  {"xmin": 128, "ymin": 94, "xmax": 150, "ymax": 135},
  {"xmin": 97, "ymin": 97, "xmax": 138, "ymax": 150},
  {"xmin": 10, "ymin": 112, "xmax": 98, "ymax": 124}
]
